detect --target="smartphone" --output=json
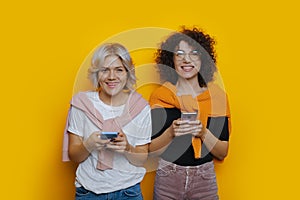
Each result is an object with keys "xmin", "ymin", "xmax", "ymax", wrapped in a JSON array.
[
  {"xmin": 181, "ymin": 112, "xmax": 198, "ymax": 121},
  {"xmin": 100, "ymin": 131, "xmax": 118, "ymax": 140}
]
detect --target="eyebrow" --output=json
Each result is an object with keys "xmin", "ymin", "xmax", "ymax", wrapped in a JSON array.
[
  {"xmin": 176, "ymin": 48, "xmax": 198, "ymax": 51},
  {"xmin": 101, "ymin": 65, "xmax": 125, "ymax": 68}
]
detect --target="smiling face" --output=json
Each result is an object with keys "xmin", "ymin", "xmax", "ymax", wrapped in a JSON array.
[
  {"xmin": 174, "ymin": 40, "xmax": 201, "ymax": 81},
  {"xmin": 98, "ymin": 55, "xmax": 128, "ymax": 100}
]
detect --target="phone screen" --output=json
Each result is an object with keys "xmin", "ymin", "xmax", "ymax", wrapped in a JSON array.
[
  {"xmin": 181, "ymin": 112, "xmax": 198, "ymax": 121},
  {"xmin": 100, "ymin": 132, "xmax": 118, "ymax": 139}
]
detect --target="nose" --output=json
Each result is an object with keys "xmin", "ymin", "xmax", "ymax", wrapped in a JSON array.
[
  {"xmin": 183, "ymin": 53, "xmax": 191, "ymax": 62},
  {"xmin": 108, "ymin": 69, "xmax": 116, "ymax": 79}
]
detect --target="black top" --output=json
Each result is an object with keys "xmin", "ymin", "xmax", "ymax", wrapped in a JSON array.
[{"xmin": 151, "ymin": 108, "xmax": 229, "ymax": 166}]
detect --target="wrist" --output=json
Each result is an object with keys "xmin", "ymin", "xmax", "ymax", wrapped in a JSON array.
[
  {"xmin": 82, "ymin": 140, "xmax": 93, "ymax": 153},
  {"xmin": 126, "ymin": 143, "xmax": 132, "ymax": 153},
  {"xmin": 167, "ymin": 126, "xmax": 175, "ymax": 138},
  {"xmin": 200, "ymin": 128, "xmax": 208, "ymax": 142}
]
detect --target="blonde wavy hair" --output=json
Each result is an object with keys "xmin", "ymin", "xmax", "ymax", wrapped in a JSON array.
[{"xmin": 88, "ymin": 43, "xmax": 136, "ymax": 91}]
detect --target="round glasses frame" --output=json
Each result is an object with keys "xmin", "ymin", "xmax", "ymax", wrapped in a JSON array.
[{"xmin": 174, "ymin": 50, "xmax": 201, "ymax": 61}]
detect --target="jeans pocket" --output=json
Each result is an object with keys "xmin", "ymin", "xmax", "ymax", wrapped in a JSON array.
[
  {"xmin": 201, "ymin": 172, "xmax": 216, "ymax": 180},
  {"xmin": 123, "ymin": 184, "xmax": 142, "ymax": 198},
  {"xmin": 75, "ymin": 187, "xmax": 91, "ymax": 197},
  {"xmin": 156, "ymin": 164, "xmax": 176, "ymax": 177},
  {"xmin": 156, "ymin": 167, "xmax": 170, "ymax": 176}
]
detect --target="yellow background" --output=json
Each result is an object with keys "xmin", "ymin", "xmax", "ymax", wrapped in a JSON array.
[{"xmin": 1, "ymin": 0, "xmax": 299, "ymax": 199}]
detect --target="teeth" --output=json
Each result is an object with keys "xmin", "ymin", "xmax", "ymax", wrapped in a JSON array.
[
  {"xmin": 182, "ymin": 66, "xmax": 193, "ymax": 70},
  {"xmin": 107, "ymin": 82, "xmax": 118, "ymax": 87}
]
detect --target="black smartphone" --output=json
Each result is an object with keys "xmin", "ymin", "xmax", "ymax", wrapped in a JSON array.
[
  {"xmin": 100, "ymin": 131, "xmax": 118, "ymax": 140},
  {"xmin": 181, "ymin": 112, "xmax": 198, "ymax": 121}
]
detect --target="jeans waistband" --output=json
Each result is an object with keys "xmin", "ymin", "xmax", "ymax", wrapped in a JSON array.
[{"xmin": 158, "ymin": 158, "xmax": 214, "ymax": 175}]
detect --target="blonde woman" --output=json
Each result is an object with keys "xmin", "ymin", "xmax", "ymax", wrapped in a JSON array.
[{"xmin": 63, "ymin": 43, "xmax": 151, "ymax": 200}]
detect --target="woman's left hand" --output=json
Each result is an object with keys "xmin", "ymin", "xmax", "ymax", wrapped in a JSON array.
[
  {"xmin": 105, "ymin": 130, "xmax": 130, "ymax": 153},
  {"xmin": 173, "ymin": 119, "xmax": 203, "ymax": 137}
]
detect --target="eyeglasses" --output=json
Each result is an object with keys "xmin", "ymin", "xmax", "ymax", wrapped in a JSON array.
[{"xmin": 174, "ymin": 50, "xmax": 201, "ymax": 61}]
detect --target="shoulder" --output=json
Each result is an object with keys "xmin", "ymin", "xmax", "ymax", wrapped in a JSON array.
[
  {"xmin": 207, "ymin": 83, "xmax": 228, "ymax": 99},
  {"xmin": 131, "ymin": 92, "xmax": 151, "ymax": 113},
  {"xmin": 69, "ymin": 104, "xmax": 86, "ymax": 119},
  {"xmin": 128, "ymin": 91, "xmax": 149, "ymax": 110},
  {"xmin": 72, "ymin": 91, "xmax": 98, "ymax": 102},
  {"xmin": 208, "ymin": 83, "xmax": 227, "ymax": 93},
  {"xmin": 152, "ymin": 82, "xmax": 176, "ymax": 95},
  {"xmin": 207, "ymin": 83, "xmax": 231, "ymax": 116},
  {"xmin": 149, "ymin": 82, "xmax": 177, "ymax": 106},
  {"xmin": 130, "ymin": 91, "xmax": 148, "ymax": 103}
]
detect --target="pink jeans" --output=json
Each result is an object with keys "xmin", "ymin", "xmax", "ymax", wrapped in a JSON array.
[{"xmin": 154, "ymin": 159, "xmax": 219, "ymax": 200}]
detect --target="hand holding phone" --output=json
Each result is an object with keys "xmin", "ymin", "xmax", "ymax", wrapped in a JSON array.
[{"xmin": 100, "ymin": 131, "xmax": 119, "ymax": 140}]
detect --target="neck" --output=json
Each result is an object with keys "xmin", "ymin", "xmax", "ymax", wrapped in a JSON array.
[
  {"xmin": 99, "ymin": 90, "xmax": 130, "ymax": 106},
  {"xmin": 176, "ymin": 77, "xmax": 206, "ymax": 97}
]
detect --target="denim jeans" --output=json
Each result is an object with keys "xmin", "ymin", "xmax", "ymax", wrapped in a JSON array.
[
  {"xmin": 75, "ymin": 183, "xmax": 143, "ymax": 200},
  {"xmin": 154, "ymin": 159, "xmax": 219, "ymax": 200}
]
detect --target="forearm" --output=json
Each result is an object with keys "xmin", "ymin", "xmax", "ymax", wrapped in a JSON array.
[
  {"xmin": 124, "ymin": 145, "xmax": 148, "ymax": 166},
  {"xmin": 200, "ymin": 129, "xmax": 229, "ymax": 160},
  {"xmin": 68, "ymin": 142, "xmax": 90, "ymax": 163},
  {"xmin": 148, "ymin": 126, "xmax": 174, "ymax": 156}
]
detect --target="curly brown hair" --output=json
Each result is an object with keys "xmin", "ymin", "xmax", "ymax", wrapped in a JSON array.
[{"xmin": 155, "ymin": 26, "xmax": 217, "ymax": 87}]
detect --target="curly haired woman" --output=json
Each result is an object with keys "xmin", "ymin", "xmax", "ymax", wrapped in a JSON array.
[{"xmin": 149, "ymin": 27, "xmax": 231, "ymax": 200}]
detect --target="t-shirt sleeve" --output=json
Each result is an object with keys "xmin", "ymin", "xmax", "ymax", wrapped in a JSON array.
[
  {"xmin": 151, "ymin": 107, "xmax": 181, "ymax": 139},
  {"xmin": 207, "ymin": 116, "xmax": 230, "ymax": 141},
  {"xmin": 128, "ymin": 105, "xmax": 152, "ymax": 146},
  {"xmin": 67, "ymin": 106, "xmax": 85, "ymax": 137}
]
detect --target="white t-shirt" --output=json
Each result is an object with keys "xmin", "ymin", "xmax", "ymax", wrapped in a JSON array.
[{"xmin": 67, "ymin": 91, "xmax": 152, "ymax": 194}]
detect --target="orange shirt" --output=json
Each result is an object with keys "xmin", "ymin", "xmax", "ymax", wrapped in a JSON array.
[{"xmin": 149, "ymin": 82, "xmax": 231, "ymax": 159}]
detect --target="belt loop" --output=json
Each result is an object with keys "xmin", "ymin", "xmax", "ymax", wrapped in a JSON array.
[{"xmin": 172, "ymin": 162, "xmax": 176, "ymax": 172}]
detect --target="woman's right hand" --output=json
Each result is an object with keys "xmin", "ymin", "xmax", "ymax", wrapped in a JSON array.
[
  {"xmin": 83, "ymin": 132, "xmax": 110, "ymax": 152},
  {"xmin": 172, "ymin": 119, "xmax": 203, "ymax": 137}
]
